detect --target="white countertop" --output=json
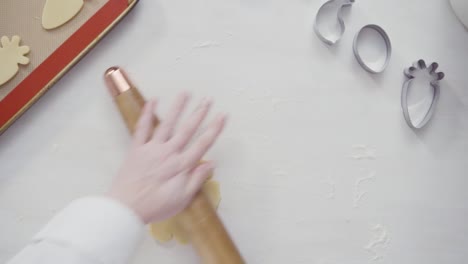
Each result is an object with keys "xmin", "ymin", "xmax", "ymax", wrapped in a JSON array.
[{"xmin": 1, "ymin": 0, "xmax": 468, "ymax": 263}]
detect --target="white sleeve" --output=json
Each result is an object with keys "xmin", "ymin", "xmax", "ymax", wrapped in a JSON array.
[{"xmin": 7, "ymin": 196, "xmax": 145, "ymax": 264}]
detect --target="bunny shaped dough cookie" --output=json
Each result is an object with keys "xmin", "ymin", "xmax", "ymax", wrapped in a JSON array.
[{"xmin": 0, "ymin": 36, "xmax": 30, "ymax": 87}]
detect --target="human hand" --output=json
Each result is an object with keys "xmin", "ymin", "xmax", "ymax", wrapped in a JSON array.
[{"xmin": 107, "ymin": 93, "xmax": 226, "ymax": 224}]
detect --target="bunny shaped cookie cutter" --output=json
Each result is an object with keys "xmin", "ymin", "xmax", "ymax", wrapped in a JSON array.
[
  {"xmin": 401, "ymin": 60, "xmax": 445, "ymax": 129},
  {"xmin": 314, "ymin": 0, "xmax": 355, "ymax": 45}
]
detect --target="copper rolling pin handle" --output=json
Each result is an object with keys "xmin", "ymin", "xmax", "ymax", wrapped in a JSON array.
[
  {"xmin": 105, "ymin": 66, "xmax": 133, "ymax": 96},
  {"xmin": 105, "ymin": 66, "xmax": 153, "ymax": 133},
  {"xmin": 104, "ymin": 67, "xmax": 245, "ymax": 264}
]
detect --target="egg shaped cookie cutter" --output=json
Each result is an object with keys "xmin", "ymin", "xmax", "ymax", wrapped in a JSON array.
[
  {"xmin": 353, "ymin": 24, "xmax": 392, "ymax": 73},
  {"xmin": 401, "ymin": 60, "xmax": 445, "ymax": 129},
  {"xmin": 314, "ymin": 0, "xmax": 355, "ymax": 45}
]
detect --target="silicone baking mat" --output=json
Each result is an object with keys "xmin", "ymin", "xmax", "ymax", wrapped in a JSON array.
[{"xmin": 0, "ymin": 0, "xmax": 138, "ymax": 133}]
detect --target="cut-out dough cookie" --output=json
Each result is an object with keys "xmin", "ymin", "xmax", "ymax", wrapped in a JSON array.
[
  {"xmin": 42, "ymin": 0, "xmax": 84, "ymax": 30},
  {"xmin": 150, "ymin": 180, "xmax": 221, "ymax": 244},
  {"xmin": 0, "ymin": 36, "xmax": 30, "ymax": 87}
]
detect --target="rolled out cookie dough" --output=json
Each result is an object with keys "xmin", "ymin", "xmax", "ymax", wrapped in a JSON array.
[
  {"xmin": 150, "ymin": 180, "xmax": 221, "ymax": 244},
  {"xmin": 0, "ymin": 36, "xmax": 30, "ymax": 87},
  {"xmin": 42, "ymin": 0, "xmax": 84, "ymax": 30}
]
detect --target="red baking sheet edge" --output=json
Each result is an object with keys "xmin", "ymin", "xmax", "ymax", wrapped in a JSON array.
[{"xmin": 0, "ymin": 0, "xmax": 129, "ymax": 131}]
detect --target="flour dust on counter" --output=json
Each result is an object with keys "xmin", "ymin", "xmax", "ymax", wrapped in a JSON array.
[
  {"xmin": 192, "ymin": 40, "xmax": 222, "ymax": 49},
  {"xmin": 323, "ymin": 175, "xmax": 337, "ymax": 200},
  {"xmin": 352, "ymin": 169, "xmax": 376, "ymax": 209},
  {"xmin": 246, "ymin": 86, "xmax": 309, "ymax": 113},
  {"xmin": 365, "ymin": 224, "xmax": 390, "ymax": 261},
  {"xmin": 349, "ymin": 145, "xmax": 377, "ymax": 160}
]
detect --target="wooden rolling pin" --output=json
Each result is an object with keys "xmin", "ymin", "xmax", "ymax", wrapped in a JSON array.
[{"xmin": 104, "ymin": 67, "xmax": 245, "ymax": 264}]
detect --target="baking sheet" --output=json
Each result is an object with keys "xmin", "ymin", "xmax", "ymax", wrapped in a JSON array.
[
  {"xmin": 0, "ymin": 0, "xmax": 137, "ymax": 133},
  {"xmin": 0, "ymin": 0, "xmax": 108, "ymax": 101}
]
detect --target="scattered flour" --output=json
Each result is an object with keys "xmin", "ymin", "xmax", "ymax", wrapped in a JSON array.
[{"xmin": 365, "ymin": 224, "xmax": 390, "ymax": 261}]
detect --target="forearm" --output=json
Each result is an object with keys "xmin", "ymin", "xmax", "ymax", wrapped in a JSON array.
[{"xmin": 7, "ymin": 196, "xmax": 144, "ymax": 264}]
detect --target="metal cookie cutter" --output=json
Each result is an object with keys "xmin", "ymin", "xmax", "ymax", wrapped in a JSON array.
[
  {"xmin": 353, "ymin": 24, "xmax": 392, "ymax": 73},
  {"xmin": 314, "ymin": 0, "xmax": 355, "ymax": 45},
  {"xmin": 401, "ymin": 59, "xmax": 445, "ymax": 129}
]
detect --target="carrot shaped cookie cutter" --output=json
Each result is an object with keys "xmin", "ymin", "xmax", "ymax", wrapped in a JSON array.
[
  {"xmin": 401, "ymin": 60, "xmax": 445, "ymax": 129},
  {"xmin": 314, "ymin": 0, "xmax": 355, "ymax": 45}
]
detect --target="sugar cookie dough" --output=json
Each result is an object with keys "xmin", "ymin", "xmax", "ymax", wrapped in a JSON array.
[
  {"xmin": 150, "ymin": 180, "xmax": 221, "ymax": 244},
  {"xmin": 42, "ymin": 0, "xmax": 84, "ymax": 30},
  {"xmin": 0, "ymin": 36, "xmax": 30, "ymax": 87}
]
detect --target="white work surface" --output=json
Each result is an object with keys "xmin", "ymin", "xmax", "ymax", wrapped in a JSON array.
[{"xmin": 1, "ymin": 0, "xmax": 468, "ymax": 263}]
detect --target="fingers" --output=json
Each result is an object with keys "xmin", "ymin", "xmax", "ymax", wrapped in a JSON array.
[
  {"xmin": 153, "ymin": 93, "xmax": 189, "ymax": 143},
  {"xmin": 169, "ymin": 98, "xmax": 212, "ymax": 150},
  {"xmin": 133, "ymin": 99, "xmax": 156, "ymax": 146},
  {"xmin": 185, "ymin": 162, "xmax": 215, "ymax": 197},
  {"xmin": 181, "ymin": 113, "xmax": 226, "ymax": 169}
]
